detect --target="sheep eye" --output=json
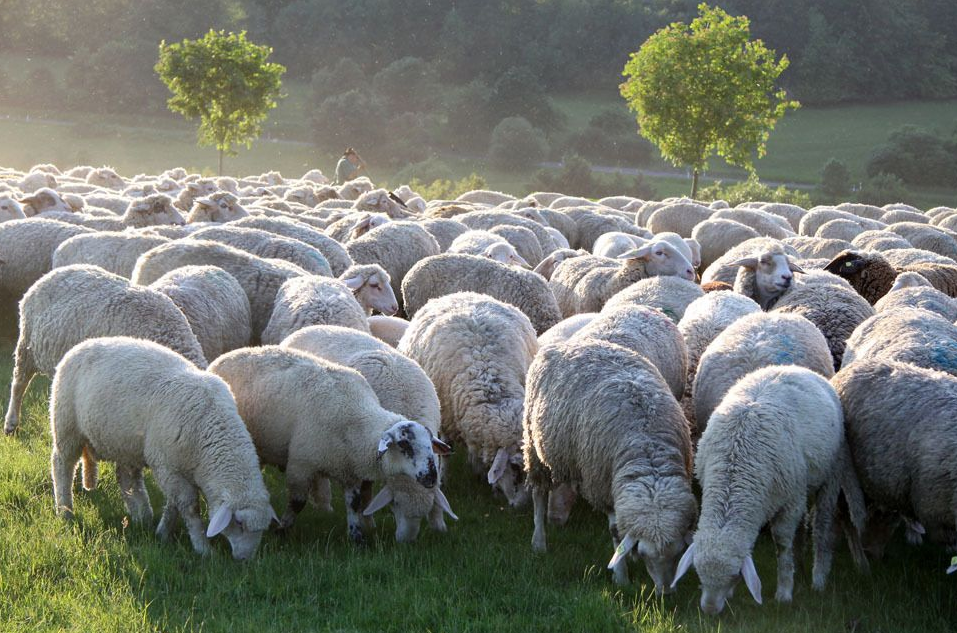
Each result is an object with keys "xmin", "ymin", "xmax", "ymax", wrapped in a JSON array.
[
  {"xmin": 844, "ymin": 262, "xmax": 854, "ymax": 268},
  {"xmin": 655, "ymin": 250, "xmax": 664, "ymax": 256}
]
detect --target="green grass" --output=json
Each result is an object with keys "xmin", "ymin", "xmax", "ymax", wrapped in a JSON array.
[{"xmin": 0, "ymin": 341, "xmax": 955, "ymax": 632}]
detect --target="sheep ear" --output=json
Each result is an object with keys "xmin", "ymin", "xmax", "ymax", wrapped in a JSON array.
[
  {"xmin": 269, "ymin": 506, "xmax": 281, "ymax": 525},
  {"xmin": 431, "ymin": 437, "xmax": 453, "ymax": 456},
  {"xmin": 377, "ymin": 435, "xmax": 393, "ymax": 459},
  {"xmin": 741, "ymin": 555, "xmax": 763, "ymax": 604},
  {"xmin": 947, "ymin": 561, "xmax": 957, "ymax": 574},
  {"xmin": 512, "ymin": 253, "xmax": 531, "ymax": 268},
  {"xmin": 787, "ymin": 258, "xmax": 805, "ymax": 274},
  {"xmin": 487, "ymin": 447, "xmax": 509, "ymax": 484},
  {"xmin": 206, "ymin": 505, "xmax": 232, "ymax": 537},
  {"xmin": 607, "ymin": 533, "xmax": 637, "ymax": 569},
  {"xmin": 617, "ymin": 244, "xmax": 653, "ymax": 261},
  {"xmin": 363, "ymin": 486, "xmax": 393, "ymax": 516},
  {"xmin": 341, "ymin": 275, "xmax": 365, "ymax": 290},
  {"xmin": 434, "ymin": 486, "xmax": 458, "ymax": 520},
  {"xmin": 728, "ymin": 257, "xmax": 759, "ymax": 269},
  {"xmin": 671, "ymin": 541, "xmax": 695, "ymax": 587}
]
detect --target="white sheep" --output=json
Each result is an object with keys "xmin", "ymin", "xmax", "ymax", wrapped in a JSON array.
[
  {"xmin": 524, "ymin": 338, "xmax": 696, "ymax": 592},
  {"xmin": 366, "ymin": 315, "xmax": 409, "ymax": 347},
  {"xmin": 280, "ymin": 325, "xmax": 448, "ymax": 532},
  {"xmin": 673, "ymin": 366, "xmax": 866, "ymax": 613},
  {"xmin": 692, "ymin": 312, "xmax": 834, "ymax": 433},
  {"xmin": 52, "ymin": 232, "xmax": 170, "ymax": 278},
  {"xmin": 448, "ymin": 230, "xmax": 530, "ymax": 267},
  {"xmin": 208, "ymin": 346, "xmax": 453, "ymax": 543},
  {"xmin": 188, "ymin": 225, "xmax": 333, "ymax": 276},
  {"xmin": 260, "ymin": 264, "xmax": 396, "ymax": 344},
  {"xmin": 148, "ymin": 265, "xmax": 253, "ymax": 362},
  {"xmin": 231, "ymin": 215, "xmax": 353, "ymax": 276},
  {"xmin": 602, "ymin": 275, "xmax": 705, "ymax": 324},
  {"xmin": 399, "ymin": 292, "xmax": 538, "ymax": 506},
  {"xmin": 131, "ymin": 240, "xmax": 308, "ymax": 339},
  {"xmin": 121, "ymin": 193, "xmax": 186, "ymax": 227},
  {"xmin": 0, "ymin": 196, "xmax": 25, "ymax": 223},
  {"xmin": 4, "ymin": 264, "xmax": 208, "ymax": 435},
  {"xmin": 186, "ymin": 191, "xmax": 250, "ymax": 223},
  {"xmin": 51, "ymin": 337, "xmax": 275, "ymax": 559}
]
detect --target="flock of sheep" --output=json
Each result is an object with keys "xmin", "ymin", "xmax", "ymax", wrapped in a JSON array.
[{"xmin": 1, "ymin": 162, "xmax": 956, "ymax": 615}]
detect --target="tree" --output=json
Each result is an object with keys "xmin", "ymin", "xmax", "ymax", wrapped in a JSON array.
[
  {"xmin": 820, "ymin": 158, "xmax": 850, "ymax": 200},
  {"xmin": 156, "ymin": 30, "xmax": 285, "ymax": 175},
  {"xmin": 488, "ymin": 117, "xmax": 549, "ymax": 170},
  {"xmin": 620, "ymin": 3, "xmax": 799, "ymax": 197}
]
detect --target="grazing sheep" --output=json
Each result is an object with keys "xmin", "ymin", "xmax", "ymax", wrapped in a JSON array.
[
  {"xmin": 188, "ymin": 226, "xmax": 333, "ymax": 276},
  {"xmin": 261, "ymin": 264, "xmax": 396, "ymax": 344},
  {"xmin": 833, "ymin": 359, "xmax": 957, "ymax": 567},
  {"xmin": 712, "ymin": 207, "xmax": 794, "ymax": 239},
  {"xmin": 367, "ymin": 315, "xmax": 409, "ymax": 347},
  {"xmin": 346, "ymin": 221, "xmax": 441, "ymax": 313},
  {"xmin": 799, "ymin": 209, "xmax": 883, "ymax": 237},
  {"xmin": 602, "ymin": 275, "xmax": 704, "ymax": 324},
  {"xmin": 881, "ymin": 247, "xmax": 955, "ymax": 267},
  {"xmin": 836, "ymin": 202, "xmax": 886, "ymax": 222},
  {"xmin": 645, "ymin": 201, "xmax": 713, "ymax": 237},
  {"xmin": 874, "ymin": 284, "xmax": 957, "ymax": 321},
  {"xmin": 489, "ymin": 225, "xmax": 544, "ymax": 266},
  {"xmin": 592, "ymin": 231, "xmax": 646, "ymax": 259},
  {"xmin": 208, "ymin": 346, "xmax": 452, "ymax": 543},
  {"xmin": 51, "ymin": 337, "xmax": 275, "ymax": 559},
  {"xmin": 851, "ymin": 230, "xmax": 912, "ymax": 252},
  {"xmin": 841, "ymin": 308, "xmax": 957, "ymax": 377},
  {"xmin": 0, "ymin": 218, "xmax": 95, "ymax": 303},
  {"xmin": 149, "ymin": 265, "xmax": 252, "ymax": 362},
  {"xmin": 536, "ymin": 313, "xmax": 597, "ymax": 349},
  {"xmin": 18, "ymin": 188, "xmax": 75, "ymax": 216},
  {"xmin": 448, "ymin": 230, "xmax": 531, "ymax": 267},
  {"xmin": 532, "ymin": 248, "xmax": 588, "ymax": 281},
  {"xmin": 759, "ymin": 203, "xmax": 806, "ymax": 232},
  {"xmin": 186, "ymin": 191, "xmax": 249, "ymax": 223},
  {"xmin": 336, "ymin": 176, "xmax": 374, "ymax": 201},
  {"xmin": 85, "ymin": 167, "xmax": 125, "ymax": 190},
  {"xmin": 881, "ymin": 209, "xmax": 928, "ymax": 225},
  {"xmin": 814, "ymin": 219, "xmax": 866, "ymax": 242},
  {"xmin": 324, "ymin": 212, "xmax": 391, "ymax": 242},
  {"xmin": 455, "ymin": 189, "xmax": 516, "ymax": 206},
  {"xmin": 5, "ymin": 265, "xmax": 207, "ymax": 434},
  {"xmin": 52, "ymin": 232, "xmax": 170, "ymax": 278},
  {"xmin": 131, "ymin": 240, "xmax": 307, "ymax": 338},
  {"xmin": 353, "ymin": 188, "xmax": 413, "ymax": 219},
  {"xmin": 458, "ymin": 210, "xmax": 558, "ymax": 254},
  {"xmin": 524, "ymin": 338, "xmax": 696, "ymax": 592},
  {"xmin": 898, "ymin": 261, "xmax": 957, "ymax": 297},
  {"xmin": 822, "ymin": 250, "xmax": 897, "ymax": 304},
  {"xmin": 768, "ymin": 271, "xmax": 876, "ymax": 370},
  {"xmin": 121, "ymin": 194, "xmax": 186, "ymax": 228},
  {"xmin": 280, "ymin": 325, "xmax": 448, "ymax": 533},
  {"xmin": 890, "ymin": 270, "xmax": 932, "ymax": 290},
  {"xmin": 231, "ymin": 215, "xmax": 353, "ymax": 276},
  {"xmin": 673, "ymin": 366, "xmax": 865, "ymax": 613},
  {"xmin": 691, "ymin": 219, "xmax": 761, "ymax": 270},
  {"xmin": 536, "ymin": 208, "xmax": 580, "ymax": 247},
  {"xmin": 692, "ymin": 312, "xmax": 834, "ymax": 432},
  {"xmin": 402, "ymin": 253, "xmax": 562, "ymax": 334},
  {"xmin": 571, "ymin": 304, "xmax": 688, "ymax": 399},
  {"xmin": 549, "ymin": 241, "xmax": 695, "ymax": 317},
  {"xmin": 783, "ymin": 236, "xmax": 853, "ymax": 260},
  {"xmin": 0, "ymin": 196, "xmax": 25, "ymax": 223},
  {"xmin": 399, "ymin": 292, "xmax": 538, "ymax": 506},
  {"xmin": 418, "ymin": 218, "xmax": 469, "ymax": 252},
  {"xmin": 886, "ymin": 222, "xmax": 957, "ymax": 259},
  {"xmin": 563, "ymin": 208, "xmax": 648, "ymax": 251}
]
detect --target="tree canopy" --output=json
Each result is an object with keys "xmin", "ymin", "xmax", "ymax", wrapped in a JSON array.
[
  {"xmin": 155, "ymin": 29, "xmax": 285, "ymax": 174},
  {"xmin": 620, "ymin": 3, "xmax": 799, "ymax": 196}
]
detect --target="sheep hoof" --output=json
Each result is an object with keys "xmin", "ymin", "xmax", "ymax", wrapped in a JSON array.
[
  {"xmin": 775, "ymin": 588, "xmax": 793, "ymax": 603},
  {"xmin": 3, "ymin": 424, "xmax": 16, "ymax": 436}
]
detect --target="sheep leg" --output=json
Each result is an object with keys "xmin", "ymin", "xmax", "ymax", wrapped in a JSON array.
[
  {"xmin": 360, "ymin": 480, "xmax": 375, "ymax": 532},
  {"xmin": 51, "ymin": 445, "xmax": 82, "ymax": 520},
  {"xmin": 117, "ymin": 465, "xmax": 153, "ymax": 525},
  {"xmin": 547, "ymin": 483, "xmax": 577, "ymax": 526},
  {"xmin": 308, "ymin": 475, "xmax": 334, "ymax": 514},
  {"xmin": 280, "ymin": 467, "xmax": 311, "ymax": 530},
  {"xmin": 531, "ymin": 487, "xmax": 548, "ymax": 552},
  {"xmin": 4, "ymin": 338, "xmax": 36, "ymax": 435},
  {"xmin": 429, "ymin": 457, "xmax": 447, "ymax": 532},
  {"xmin": 344, "ymin": 486, "xmax": 366, "ymax": 545},
  {"xmin": 771, "ymin": 503, "xmax": 804, "ymax": 602},
  {"xmin": 153, "ymin": 467, "xmax": 209, "ymax": 555},
  {"xmin": 608, "ymin": 512, "xmax": 630, "ymax": 586},
  {"xmin": 156, "ymin": 499, "xmax": 179, "ymax": 542}
]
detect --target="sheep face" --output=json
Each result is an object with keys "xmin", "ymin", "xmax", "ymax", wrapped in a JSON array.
[
  {"xmin": 349, "ymin": 213, "xmax": 390, "ymax": 239},
  {"xmin": 635, "ymin": 537, "xmax": 687, "ymax": 596},
  {"xmin": 514, "ymin": 207, "xmax": 546, "ymax": 224},
  {"xmin": 619, "ymin": 241, "xmax": 696, "ymax": 281},
  {"xmin": 731, "ymin": 247, "xmax": 804, "ymax": 308},
  {"xmin": 377, "ymin": 421, "xmax": 443, "ymax": 489},
  {"xmin": 127, "ymin": 194, "xmax": 185, "ymax": 227},
  {"xmin": 343, "ymin": 267, "xmax": 398, "ymax": 315},
  {"xmin": 190, "ymin": 192, "xmax": 248, "ymax": 223},
  {"xmin": 206, "ymin": 504, "xmax": 275, "ymax": 561},
  {"xmin": 87, "ymin": 167, "xmax": 124, "ymax": 190},
  {"xmin": 684, "ymin": 238, "xmax": 702, "ymax": 268},
  {"xmin": 533, "ymin": 248, "xmax": 588, "ymax": 280},
  {"xmin": 483, "ymin": 243, "xmax": 529, "ymax": 268},
  {"xmin": 672, "ymin": 537, "xmax": 763, "ymax": 615},
  {"xmin": 0, "ymin": 196, "xmax": 24, "ymax": 222},
  {"xmin": 890, "ymin": 271, "xmax": 931, "ymax": 291},
  {"xmin": 487, "ymin": 445, "xmax": 529, "ymax": 508},
  {"xmin": 19, "ymin": 187, "xmax": 71, "ymax": 215}
]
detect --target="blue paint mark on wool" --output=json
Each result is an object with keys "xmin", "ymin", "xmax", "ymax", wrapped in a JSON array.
[
  {"xmin": 929, "ymin": 341, "xmax": 957, "ymax": 372},
  {"xmin": 772, "ymin": 333, "xmax": 796, "ymax": 364}
]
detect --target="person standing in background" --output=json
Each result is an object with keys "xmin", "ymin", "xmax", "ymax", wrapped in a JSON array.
[{"xmin": 334, "ymin": 148, "xmax": 367, "ymax": 185}]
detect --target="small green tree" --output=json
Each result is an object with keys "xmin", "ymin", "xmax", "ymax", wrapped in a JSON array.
[
  {"xmin": 820, "ymin": 158, "xmax": 851, "ymax": 200},
  {"xmin": 156, "ymin": 30, "xmax": 285, "ymax": 175},
  {"xmin": 620, "ymin": 4, "xmax": 799, "ymax": 197}
]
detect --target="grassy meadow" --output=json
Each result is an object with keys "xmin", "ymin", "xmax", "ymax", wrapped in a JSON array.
[{"xmin": 0, "ymin": 335, "xmax": 955, "ymax": 632}]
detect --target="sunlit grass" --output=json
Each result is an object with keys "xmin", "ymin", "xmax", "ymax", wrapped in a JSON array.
[{"xmin": 0, "ymin": 340, "xmax": 954, "ymax": 631}]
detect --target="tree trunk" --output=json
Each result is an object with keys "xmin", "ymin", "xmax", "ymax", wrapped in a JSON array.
[
  {"xmin": 218, "ymin": 148, "xmax": 224, "ymax": 177},
  {"xmin": 690, "ymin": 168, "xmax": 700, "ymax": 199}
]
